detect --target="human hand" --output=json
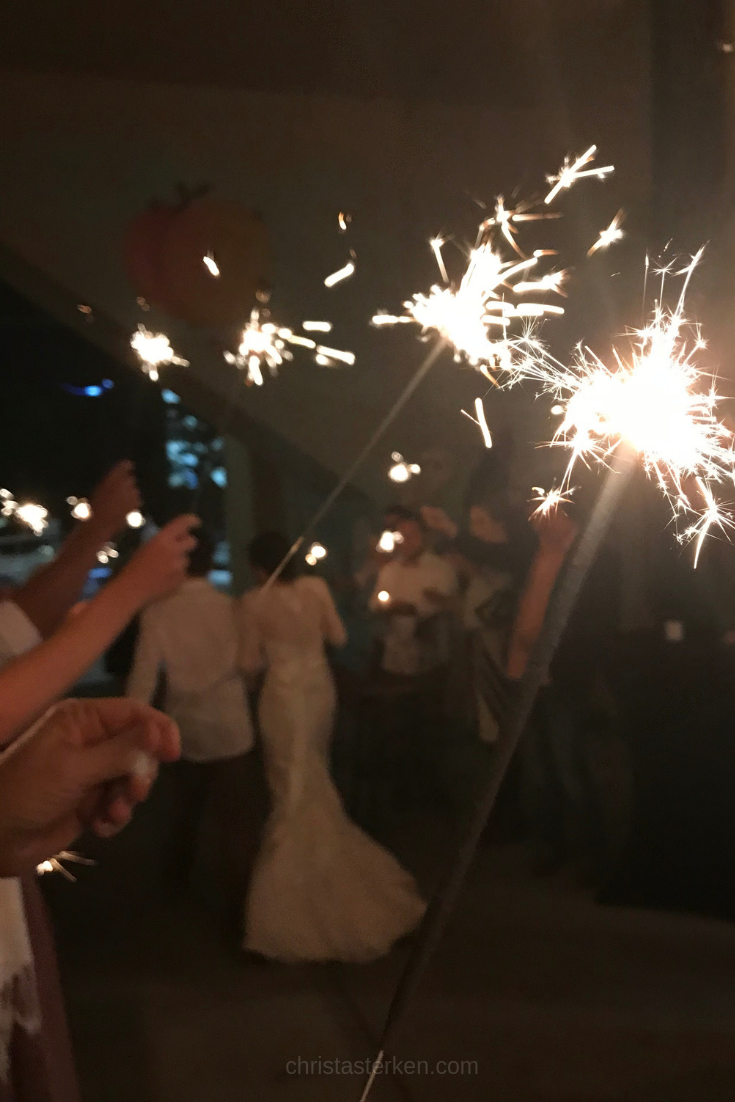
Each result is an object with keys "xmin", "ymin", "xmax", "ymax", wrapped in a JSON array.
[
  {"xmin": 420, "ymin": 506, "xmax": 458, "ymax": 540},
  {"xmin": 118, "ymin": 515, "xmax": 200, "ymax": 607},
  {"xmin": 0, "ymin": 698, "xmax": 180, "ymax": 875},
  {"xmin": 389, "ymin": 600, "xmax": 418, "ymax": 616},
  {"xmin": 531, "ymin": 507, "xmax": 577, "ymax": 555},
  {"xmin": 88, "ymin": 461, "xmax": 142, "ymax": 539}
]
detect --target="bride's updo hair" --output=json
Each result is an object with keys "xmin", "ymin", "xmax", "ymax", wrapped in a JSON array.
[{"xmin": 248, "ymin": 531, "xmax": 299, "ymax": 582}]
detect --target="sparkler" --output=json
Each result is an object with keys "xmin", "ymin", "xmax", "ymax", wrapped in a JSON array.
[
  {"xmin": 130, "ymin": 326, "xmax": 189, "ymax": 382},
  {"xmin": 544, "ymin": 144, "xmax": 615, "ymax": 205},
  {"xmin": 524, "ymin": 249, "xmax": 735, "ymax": 558},
  {"xmin": 588, "ymin": 210, "xmax": 625, "ymax": 256},
  {"xmin": 388, "ymin": 453, "xmax": 421, "ymax": 483},
  {"xmin": 224, "ymin": 310, "xmax": 353, "ymax": 385},
  {"xmin": 0, "ymin": 490, "xmax": 48, "ymax": 535},
  {"xmin": 37, "ymin": 851, "xmax": 95, "ymax": 882},
  {"xmin": 530, "ymin": 485, "xmax": 575, "ymax": 518},
  {"xmin": 305, "ymin": 541, "xmax": 327, "ymax": 566}
]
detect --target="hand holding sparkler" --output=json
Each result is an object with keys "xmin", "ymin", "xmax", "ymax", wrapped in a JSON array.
[{"xmin": 88, "ymin": 461, "xmax": 142, "ymax": 540}]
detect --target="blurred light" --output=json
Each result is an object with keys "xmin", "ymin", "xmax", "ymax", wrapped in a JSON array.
[
  {"xmin": 378, "ymin": 590, "xmax": 390, "ymax": 603},
  {"xmin": 210, "ymin": 467, "xmax": 228, "ymax": 488},
  {"xmin": 162, "ymin": 389, "xmax": 181, "ymax": 404},
  {"xmin": 68, "ymin": 497, "xmax": 92, "ymax": 521},
  {"xmin": 203, "ymin": 252, "xmax": 220, "ymax": 277},
  {"xmin": 126, "ymin": 511, "xmax": 145, "ymax": 529},
  {"xmin": 377, "ymin": 530, "xmax": 403, "ymax": 553}
]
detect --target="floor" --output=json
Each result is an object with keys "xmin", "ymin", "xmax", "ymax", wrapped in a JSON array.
[{"xmin": 43, "ymin": 775, "xmax": 735, "ymax": 1102}]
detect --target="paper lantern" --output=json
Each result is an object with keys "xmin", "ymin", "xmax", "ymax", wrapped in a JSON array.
[
  {"xmin": 122, "ymin": 203, "xmax": 179, "ymax": 309},
  {"xmin": 160, "ymin": 201, "xmax": 271, "ymax": 327}
]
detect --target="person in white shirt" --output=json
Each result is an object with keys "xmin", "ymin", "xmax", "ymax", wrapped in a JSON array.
[
  {"xmin": 370, "ymin": 511, "xmax": 458, "ymax": 676},
  {"xmin": 127, "ymin": 533, "xmax": 260, "ymax": 920}
]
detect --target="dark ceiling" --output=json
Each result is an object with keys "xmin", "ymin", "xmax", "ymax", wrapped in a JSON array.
[{"xmin": 0, "ymin": 0, "xmax": 638, "ymax": 105}]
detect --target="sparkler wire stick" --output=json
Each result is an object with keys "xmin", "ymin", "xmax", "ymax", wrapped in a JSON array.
[
  {"xmin": 264, "ymin": 340, "xmax": 447, "ymax": 589},
  {"xmin": 356, "ymin": 442, "xmax": 637, "ymax": 1102}
]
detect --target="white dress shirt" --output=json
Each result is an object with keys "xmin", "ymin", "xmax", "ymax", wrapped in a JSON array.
[
  {"xmin": 370, "ymin": 551, "xmax": 458, "ymax": 675},
  {"xmin": 127, "ymin": 578, "xmax": 253, "ymax": 762}
]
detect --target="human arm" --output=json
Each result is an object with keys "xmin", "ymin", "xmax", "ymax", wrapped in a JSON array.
[
  {"xmin": 0, "ymin": 698, "xmax": 179, "ymax": 876},
  {"xmin": 0, "ymin": 515, "xmax": 198, "ymax": 746},
  {"xmin": 506, "ymin": 510, "xmax": 577, "ymax": 681},
  {"xmin": 12, "ymin": 461, "xmax": 141, "ymax": 638}
]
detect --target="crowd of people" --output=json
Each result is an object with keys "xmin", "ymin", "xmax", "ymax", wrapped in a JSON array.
[{"xmin": 5, "ymin": 443, "xmax": 735, "ymax": 1100}]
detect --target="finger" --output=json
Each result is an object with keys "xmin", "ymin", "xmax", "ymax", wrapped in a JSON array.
[
  {"xmin": 164, "ymin": 514, "xmax": 201, "ymax": 540},
  {"xmin": 81, "ymin": 728, "xmax": 161, "ymax": 789},
  {"xmin": 74, "ymin": 699, "xmax": 178, "ymax": 751}
]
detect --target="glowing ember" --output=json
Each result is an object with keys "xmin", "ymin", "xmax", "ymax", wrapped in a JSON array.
[
  {"xmin": 130, "ymin": 326, "xmax": 189, "ymax": 382},
  {"xmin": 388, "ymin": 453, "xmax": 421, "ymax": 483},
  {"xmin": 588, "ymin": 210, "xmax": 625, "ymax": 256}
]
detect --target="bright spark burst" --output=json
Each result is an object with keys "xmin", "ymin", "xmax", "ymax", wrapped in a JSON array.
[
  {"xmin": 526, "ymin": 250, "xmax": 735, "ymax": 559},
  {"xmin": 388, "ymin": 453, "xmax": 421, "ymax": 483},
  {"xmin": 461, "ymin": 397, "xmax": 493, "ymax": 448},
  {"xmin": 369, "ymin": 148, "xmax": 612, "ymax": 375},
  {"xmin": 224, "ymin": 309, "xmax": 353, "ymax": 385},
  {"xmin": 324, "ymin": 260, "xmax": 355, "ymax": 288},
  {"xmin": 544, "ymin": 144, "xmax": 615, "ymax": 205},
  {"xmin": 130, "ymin": 326, "xmax": 189, "ymax": 382},
  {"xmin": 530, "ymin": 486, "xmax": 576, "ymax": 518},
  {"xmin": 588, "ymin": 210, "xmax": 625, "ymax": 256},
  {"xmin": 0, "ymin": 489, "xmax": 48, "ymax": 535}
]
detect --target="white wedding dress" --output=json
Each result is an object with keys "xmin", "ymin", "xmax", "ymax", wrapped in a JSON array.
[{"xmin": 238, "ymin": 575, "xmax": 425, "ymax": 963}]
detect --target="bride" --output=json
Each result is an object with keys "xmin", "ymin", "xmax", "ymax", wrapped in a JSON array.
[{"xmin": 238, "ymin": 532, "xmax": 425, "ymax": 963}]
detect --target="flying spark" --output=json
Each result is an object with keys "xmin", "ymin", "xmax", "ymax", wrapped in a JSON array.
[
  {"xmin": 203, "ymin": 252, "xmax": 220, "ymax": 277},
  {"xmin": 588, "ymin": 210, "xmax": 625, "ymax": 256},
  {"xmin": 544, "ymin": 145, "xmax": 615, "ymax": 205},
  {"xmin": 461, "ymin": 398, "xmax": 493, "ymax": 448},
  {"xmin": 130, "ymin": 326, "xmax": 189, "ymax": 382},
  {"xmin": 302, "ymin": 321, "xmax": 333, "ymax": 332},
  {"xmin": 324, "ymin": 260, "xmax": 355, "ymax": 287}
]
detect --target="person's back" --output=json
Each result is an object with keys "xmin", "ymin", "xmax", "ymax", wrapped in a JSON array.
[
  {"xmin": 128, "ymin": 550, "xmax": 253, "ymax": 762},
  {"xmin": 240, "ymin": 575, "xmax": 346, "ymax": 678}
]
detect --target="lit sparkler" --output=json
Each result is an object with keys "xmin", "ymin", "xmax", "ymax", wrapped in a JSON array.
[
  {"xmin": 528, "ymin": 250, "xmax": 735, "ymax": 558},
  {"xmin": 388, "ymin": 453, "xmax": 421, "ymax": 483},
  {"xmin": 130, "ymin": 326, "xmax": 189, "ymax": 382},
  {"xmin": 0, "ymin": 489, "xmax": 48, "ymax": 535},
  {"xmin": 530, "ymin": 486, "xmax": 576, "ymax": 518},
  {"xmin": 544, "ymin": 144, "xmax": 615, "ymax": 205},
  {"xmin": 588, "ymin": 210, "xmax": 625, "ymax": 256},
  {"xmin": 224, "ymin": 310, "xmax": 353, "ymax": 384},
  {"xmin": 37, "ymin": 852, "xmax": 95, "ymax": 882}
]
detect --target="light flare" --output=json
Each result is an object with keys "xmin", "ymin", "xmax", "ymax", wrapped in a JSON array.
[
  {"xmin": 588, "ymin": 210, "xmax": 625, "ymax": 256},
  {"xmin": 324, "ymin": 260, "xmax": 355, "ymax": 287},
  {"xmin": 388, "ymin": 453, "xmax": 421, "ymax": 483},
  {"xmin": 461, "ymin": 398, "xmax": 493, "ymax": 448},
  {"xmin": 130, "ymin": 326, "xmax": 189, "ymax": 382},
  {"xmin": 0, "ymin": 490, "xmax": 48, "ymax": 535},
  {"xmin": 544, "ymin": 145, "xmax": 615, "ymax": 205}
]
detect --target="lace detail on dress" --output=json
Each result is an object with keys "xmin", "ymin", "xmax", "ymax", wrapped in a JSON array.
[{"xmin": 0, "ymin": 879, "xmax": 41, "ymax": 1081}]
